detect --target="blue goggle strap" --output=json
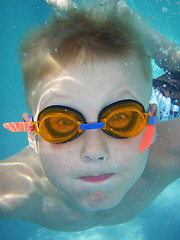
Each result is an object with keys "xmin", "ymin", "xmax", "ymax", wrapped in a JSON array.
[{"xmin": 80, "ymin": 122, "xmax": 105, "ymax": 131}]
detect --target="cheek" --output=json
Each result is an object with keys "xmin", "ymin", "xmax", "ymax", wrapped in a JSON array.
[
  {"xmin": 113, "ymin": 133, "xmax": 143, "ymax": 162},
  {"xmin": 112, "ymin": 134, "xmax": 148, "ymax": 181},
  {"xmin": 38, "ymin": 140, "xmax": 75, "ymax": 188}
]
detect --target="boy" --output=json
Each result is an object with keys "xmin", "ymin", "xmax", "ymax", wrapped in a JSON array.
[{"xmin": 0, "ymin": 1, "xmax": 180, "ymax": 232}]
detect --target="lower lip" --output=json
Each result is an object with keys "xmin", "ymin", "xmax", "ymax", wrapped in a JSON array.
[{"xmin": 78, "ymin": 174, "xmax": 115, "ymax": 183}]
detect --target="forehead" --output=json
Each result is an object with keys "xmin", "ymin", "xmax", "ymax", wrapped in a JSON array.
[{"xmin": 31, "ymin": 55, "xmax": 152, "ymax": 118}]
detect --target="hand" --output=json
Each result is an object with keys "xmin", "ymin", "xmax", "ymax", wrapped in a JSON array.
[
  {"xmin": 45, "ymin": 0, "xmax": 73, "ymax": 9},
  {"xmin": 45, "ymin": 0, "xmax": 129, "ymax": 11}
]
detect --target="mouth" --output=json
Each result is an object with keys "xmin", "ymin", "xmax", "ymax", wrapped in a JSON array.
[{"xmin": 77, "ymin": 173, "xmax": 115, "ymax": 183}]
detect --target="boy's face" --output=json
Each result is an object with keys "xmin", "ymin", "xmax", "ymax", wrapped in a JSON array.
[{"xmin": 33, "ymin": 54, "xmax": 152, "ymax": 211}]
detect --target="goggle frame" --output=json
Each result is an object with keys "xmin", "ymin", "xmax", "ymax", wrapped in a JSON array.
[{"xmin": 33, "ymin": 99, "xmax": 154, "ymax": 143}]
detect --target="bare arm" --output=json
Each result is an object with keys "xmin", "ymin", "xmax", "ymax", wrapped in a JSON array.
[
  {"xmin": 147, "ymin": 28, "xmax": 180, "ymax": 72},
  {"xmin": 45, "ymin": 0, "xmax": 180, "ymax": 73}
]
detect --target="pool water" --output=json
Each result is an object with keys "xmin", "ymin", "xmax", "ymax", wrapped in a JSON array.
[{"xmin": 0, "ymin": 0, "xmax": 179, "ymax": 239}]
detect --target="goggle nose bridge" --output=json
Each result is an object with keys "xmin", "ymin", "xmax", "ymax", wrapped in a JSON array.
[{"xmin": 80, "ymin": 122, "xmax": 105, "ymax": 131}]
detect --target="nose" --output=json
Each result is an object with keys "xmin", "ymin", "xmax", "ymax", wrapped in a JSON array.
[{"xmin": 80, "ymin": 130, "xmax": 109, "ymax": 163}]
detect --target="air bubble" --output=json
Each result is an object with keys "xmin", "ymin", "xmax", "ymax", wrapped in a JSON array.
[
  {"xmin": 163, "ymin": 84, "xmax": 166, "ymax": 88},
  {"xmin": 73, "ymin": 4, "xmax": 78, "ymax": 10},
  {"xmin": 160, "ymin": 7, "xmax": 168, "ymax": 13}
]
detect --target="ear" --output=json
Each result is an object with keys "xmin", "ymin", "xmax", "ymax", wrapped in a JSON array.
[
  {"xmin": 22, "ymin": 112, "xmax": 38, "ymax": 153},
  {"xmin": 148, "ymin": 103, "xmax": 158, "ymax": 119},
  {"xmin": 148, "ymin": 104, "xmax": 158, "ymax": 145},
  {"xmin": 22, "ymin": 112, "xmax": 32, "ymax": 122}
]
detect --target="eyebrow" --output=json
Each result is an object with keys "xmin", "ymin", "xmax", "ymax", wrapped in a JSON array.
[
  {"xmin": 40, "ymin": 92, "xmax": 74, "ymax": 108},
  {"xmin": 104, "ymin": 90, "xmax": 136, "ymax": 106}
]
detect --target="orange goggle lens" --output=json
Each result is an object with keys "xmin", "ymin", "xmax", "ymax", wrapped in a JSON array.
[
  {"xmin": 99, "ymin": 101, "xmax": 147, "ymax": 138},
  {"xmin": 36, "ymin": 106, "xmax": 85, "ymax": 143}
]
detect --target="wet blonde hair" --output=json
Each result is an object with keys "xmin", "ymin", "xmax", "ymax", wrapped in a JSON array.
[{"xmin": 19, "ymin": 1, "xmax": 152, "ymax": 110}]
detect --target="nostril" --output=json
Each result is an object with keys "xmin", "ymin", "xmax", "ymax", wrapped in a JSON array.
[
  {"xmin": 98, "ymin": 156, "xmax": 106, "ymax": 162},
  {"xmin": 82, "ymin": 154, "xmax": 108, "ymax": 162},
  {"xmin": 83, "ymin": 156, "xmax": 91, "ymax": 161}
]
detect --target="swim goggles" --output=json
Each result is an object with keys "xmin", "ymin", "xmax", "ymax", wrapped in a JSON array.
[{"xmin": 3, "ymin": 99, "xmax": 155, "ymax": 152}]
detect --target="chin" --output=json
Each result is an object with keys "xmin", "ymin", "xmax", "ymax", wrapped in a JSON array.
[{"xmin": 77, "ymin": 192, "xmax": 123, "ymax": 212}]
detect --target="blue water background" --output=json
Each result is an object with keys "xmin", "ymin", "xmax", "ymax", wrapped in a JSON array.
[{"xmin": 0, "ymin": 0, "xmax": 179, "ymax": 239}]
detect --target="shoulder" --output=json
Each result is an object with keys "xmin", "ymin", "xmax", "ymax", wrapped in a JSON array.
[
  {"xmin": 0, "ymin": 147, "xmax": 45, "ymax": 218},
  {"xmin": 0, "ymin": 146, "xmax": 44, "ymax": 182}
]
